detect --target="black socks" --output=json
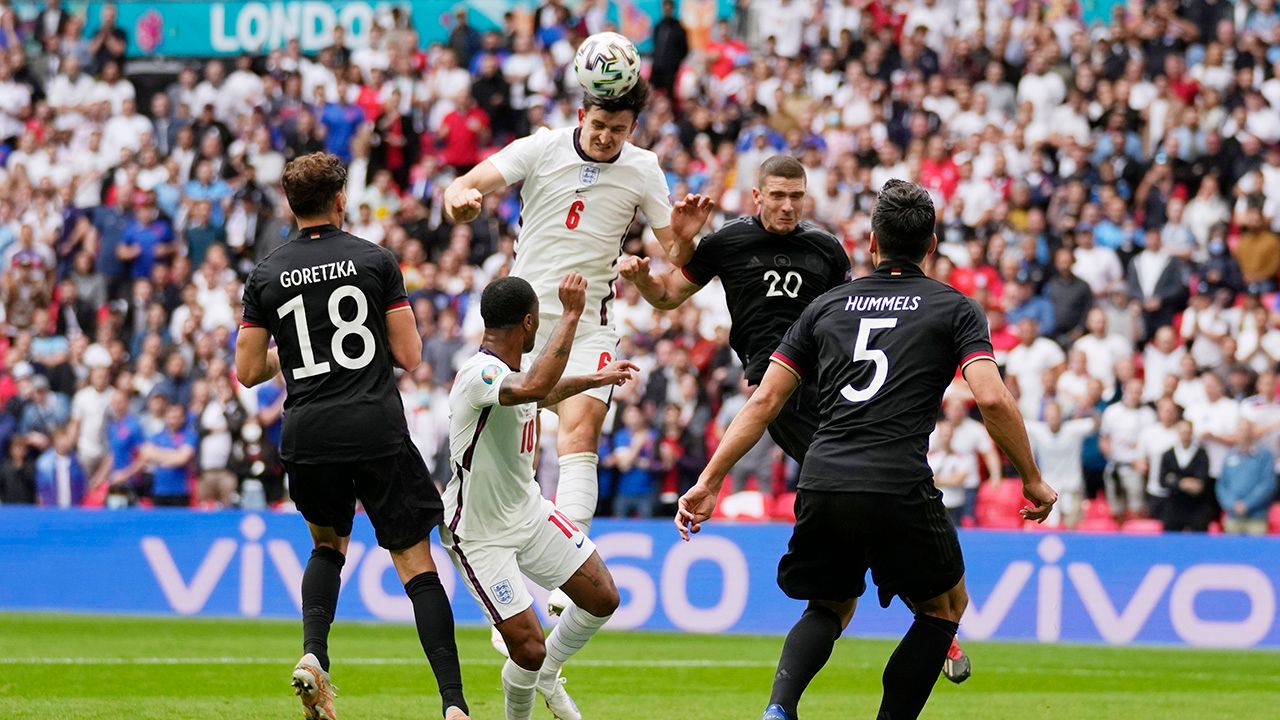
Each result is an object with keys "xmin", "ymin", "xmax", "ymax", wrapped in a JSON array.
[
  {"xmin": 877, "ymin": 614, "xmax": 959, "ymax": 720},
  {"xmin": 301, "ymin": 546, "xmax": 345, "ymax": 672},
  {"xmin": 404, "ymin": 571, "xmax": 468, "ymax": 716},
  {"xmin": 768, "ymin": 604, "xmax": 845, "ymax": 718}
]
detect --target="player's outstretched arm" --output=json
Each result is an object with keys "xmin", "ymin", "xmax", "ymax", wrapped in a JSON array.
[
  {"xmin": 234, "ymin": 327, "xmax": 281, "ymax": 387},
  {"xmin": 539, "ymin": 360, "xmax": 640, "ymax": 408},
  {"xmin": 618, "ymin": 256, "xmax": 700, "ymax": 310},
  {"xmin": 498, "ymin": 273, "xmax": 587, "ymax": 406},
  {"xmin": 962, "ymin": 358, "xmax": 1058, "ymax": 522},
  {"xmin": 676, "ymin": 361, "xmax": 798, "ymax": 541},
  {"xmin": 654, "ymin": 193, "xmax": 714, "ymax": 267},
  {"xmin": 443, "ymin": 160, "xmax": 508, "ymax": 223}
]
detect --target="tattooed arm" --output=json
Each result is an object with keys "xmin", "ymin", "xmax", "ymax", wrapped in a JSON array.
[
  {"xmin": 499, "ymin": 274, "xmax": 587, "ymax": 406},
  {"xmin": 539, "ymin": 360, "xmax": 640, "ymax": 408}
]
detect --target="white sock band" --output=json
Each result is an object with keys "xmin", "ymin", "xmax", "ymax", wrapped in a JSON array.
[
  {"xmin": 556, "ymin": 452, "xmax": 599, "ymax": 535},
  {"xmin": 502, "ymin": 658, "xmax": 540, "ymax": 720},
  {"xmin": 539, "ymin": 605, "xmax": 612, "ymax": 684}
]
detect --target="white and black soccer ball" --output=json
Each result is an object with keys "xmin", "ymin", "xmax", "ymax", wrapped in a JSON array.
[{"xmin": 573, "ymin": 31, "xmax": 641, "ymax": 99}]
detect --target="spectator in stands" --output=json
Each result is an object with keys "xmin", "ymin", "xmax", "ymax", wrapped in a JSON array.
[
  {"xmin": 1007, "ymin": 316, "xmax": 1065, "ymax": 419},
  {"xmin": 927, "ymin": 421, "xmax": 972, "ymax": 525},
  {"xmin": 1127, "ymin": 230, "xmax": 1189, "ymax": 342},
  {"xmin": 35, "ymin": 427, "xmax": 86, "ymax": 507},
  {"xmin": 1031, "ymin": 399, "xmax": 1098, "ymax": 530},
  {"xmin": 1159, "ymin": 418, "xmax": 1214, "ymax": 532},
  {"xmin": 610, "ymin": 403, "xmax": 657, "ymax": 518},
  {"xmin": 933, "ymin": 398, "xmax": 1002, "ymax": 523},
  {"xmin": 1217, "ymin": 419, "xmax": 1277, "ymax": 535},
  {"xmin": 20, "ymin": 375, "xmax": 68, "ymax": 453},
  {"xmin": 1044, "ymin": 247, "xmax": 1093, "ymax": 347},
  {"xmin": 1100, "ymin": 379, "xmax": 1157, "ymax": 522},
  {"xmin": 0, "ymin": 437, "xmax": 35, "ymax": 504},
  {"xmin": 142, "ymin": 399, "xmax": 196, "ymax": 507},
  {"xmin": 651, "ymin": 0, "xmax": 689, "ymax": 100}
]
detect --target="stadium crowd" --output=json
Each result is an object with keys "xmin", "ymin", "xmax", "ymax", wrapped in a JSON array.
[{"xmin": 0, "ymin": 0, "xmax": 1278, "ymax": 535}]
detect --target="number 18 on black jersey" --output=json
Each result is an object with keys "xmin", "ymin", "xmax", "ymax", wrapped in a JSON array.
[{"xmin": 241, "ymin": 224, "xmax": 411, "ymax": 464}]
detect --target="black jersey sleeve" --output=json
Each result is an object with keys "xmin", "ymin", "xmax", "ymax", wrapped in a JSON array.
[
  {"xmin": 828, "ymin": 243, "xmax": 852, "ymax": 288},
  {"xmin": 241, "ymin": 265, "xmax": 267, "ymax": 328},
  {"xmin": 679, "ymin": 233, "xmax": 720, "ymax": 286},
  {"xmin": 379, "ymin": 249, "xmax": 410, "ymax": 312},
  {"xmin": 953, "ymin": 295, "xmax": 996, "ymax": 367},
  {"xmin": 772, "ymin": 298, "xmax": 822, "ymax": 381}
]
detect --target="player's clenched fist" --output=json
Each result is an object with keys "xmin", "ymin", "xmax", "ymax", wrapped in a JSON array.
[
  {"xmin": 617, "ymin": 256, "xmax": 650, "ymax": 283},
  {"xmin": 444, "ymin": 186, "xmax": 482, "ymax": 223},
  {"xmin": 558, "ymin": 273, "xmax": 588, "ymax": 317}
]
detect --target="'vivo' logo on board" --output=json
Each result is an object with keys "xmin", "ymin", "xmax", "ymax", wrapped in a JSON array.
[{"xmin": 962, "ymin": 536, "xmax": 1275, "ymax": 647}]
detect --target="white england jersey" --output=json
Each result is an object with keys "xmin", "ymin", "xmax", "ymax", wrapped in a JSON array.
[
  {"xmin": 446, "ymin": 351, "xmax": 542, "ymax": 541},
  {"xmin": 489, "ymin": 126, "xmax": 672, "ymax": 326}
]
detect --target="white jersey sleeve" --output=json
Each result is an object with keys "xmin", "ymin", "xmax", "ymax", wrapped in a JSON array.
[
  {"xmin": 639, "ymin": 155, "xmax": 672, "ymax": 230},
  {"xmin": 488, "ymin": 127, "xmax": 551, "ymax": 186},
  {"xmin": 461, "ymin": 359, "xmax": 508, "ymax": 409}
]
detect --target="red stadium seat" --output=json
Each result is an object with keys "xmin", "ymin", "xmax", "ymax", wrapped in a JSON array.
[
  {"xmin": 1121, "ymin": 518, "xmax": 1164, "ymax": 534},
  {"xmin": 1208, "ymin": 519, "xmax": 1223, "ymax": 535},
  {"xmin": 1268, "ymin": 504, "xmax": 1280, "ymax": 534},
  {"xmin": 1076, "ymin": 515, "xmax": 1120, "ymax": 532},
  {"xmin": 769, "ymin": 491, "xmax": 797, "ymax": 522},
  {"xmin": 718, "ymin": 490, "xmax": 767, "ymax": 520},
  {"xmin": 976, "ymin": 480, "xmax": 1025, "ymax": 528},
  {"xmin": 81, "ymin": 481, "xmax": 109, "ymax": 509}
]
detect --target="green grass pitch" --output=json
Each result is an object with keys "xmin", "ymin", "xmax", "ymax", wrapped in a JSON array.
[{"xmin": 0, "ymin": 613, "xmax": 1276, "ymax": 719}]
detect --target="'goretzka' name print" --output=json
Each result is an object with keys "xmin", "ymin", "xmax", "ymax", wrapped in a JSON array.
[{"xmin": 279, "ymin": 260, "xmax": 357, "ymax": 288}]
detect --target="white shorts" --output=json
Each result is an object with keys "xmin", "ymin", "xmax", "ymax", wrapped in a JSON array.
[
  {"xmin": 528, "ymin": 314, "xmax": 619, "ymax": 405},
  {"xmin": 441, "ymin": 497, "xmax": 596, "ymax": 624}
]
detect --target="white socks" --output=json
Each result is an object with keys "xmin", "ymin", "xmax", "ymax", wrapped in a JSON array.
[
  {"xmin": 539, "ymin": 605, "xmax": 612, "ymax": 686},
  {"xmin": 501, "ymin": 658, "xmax": 540, "ymax": 720},
  {"xmin": 556, "ymin": 452, "xmax": 599, "ymax": 535}
]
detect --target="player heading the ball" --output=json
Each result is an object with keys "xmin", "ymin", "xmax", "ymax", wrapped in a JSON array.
[{"xmin": 442, "ymin": 69, "xmax": 713, "ymax": 623}]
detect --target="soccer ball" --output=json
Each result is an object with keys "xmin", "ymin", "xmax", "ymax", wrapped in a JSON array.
[{"xmin": 573, "ymin": 32, "xmax": 641, "ymax": 99}]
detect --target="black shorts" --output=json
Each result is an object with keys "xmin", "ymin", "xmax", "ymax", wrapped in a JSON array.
[
  {"xmin": 777, "ymin": 481, "xmax": 964, "ymax": 608},
  {"xmin": 766, "ymin": 379, "xmax": 820, "ymax": 464},
  {"xmin": 285, "ymin": 437, "xmax": 444, "ymax": 551}
]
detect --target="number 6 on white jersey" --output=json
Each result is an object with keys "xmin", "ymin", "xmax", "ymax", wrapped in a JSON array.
[{"xmin": 841, "ymin": 317, "xmax": 898, "ymax": 403}]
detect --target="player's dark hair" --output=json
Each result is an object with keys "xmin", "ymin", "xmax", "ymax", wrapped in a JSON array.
[
  {"xmin": 872, "ymin": 179, "xmax": 936, "ymax": 263},
  {"xmin": 757, "ymin": 155, "xmax": 806, "ymax": 187},
  {"xmin": 281, "ymin": 152, "xmax": 347, "ymax": 218},
  {"xmin": 582, "ymin": 75, "xmax": 650, "ymax": 120},
  {"xmin": 481, "ymin": 276, "xmax": 538, "ymax": 329}
]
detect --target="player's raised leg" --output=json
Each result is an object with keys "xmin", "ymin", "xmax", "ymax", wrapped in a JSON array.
[
  {"xmin": 387, "ymin": 540, "xmax": 469, "ymax": 720},
  {"xmin": 878, "ymin": 578, "xmax": 968, "ymax": 720}
]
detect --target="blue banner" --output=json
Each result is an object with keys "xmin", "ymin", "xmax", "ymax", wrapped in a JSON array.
[
  {"xmin": 1, "ymin": 508, "xmax": 1278, "ymax": 648},
  {"xmin": 81, "ymin": 1, "xmax": 732, "ymax": 57}
]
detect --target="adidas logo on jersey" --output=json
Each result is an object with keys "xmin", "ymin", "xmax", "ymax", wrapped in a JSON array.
[{"xmin": 747, "ymin": 257, "xmax": 763, "ymax": 268}]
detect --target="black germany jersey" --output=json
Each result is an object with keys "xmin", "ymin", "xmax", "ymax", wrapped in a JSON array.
[
  {"xmin": 682, "ymin": 216, "xmax": 850, "ymax": 384},
  {"xmin": 241, "ymin": 224, "xmax": 411, "ymax": 463},
  {"xmin": 772, "ymin": 263, "xmax": 995, "ymax": 494}
]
